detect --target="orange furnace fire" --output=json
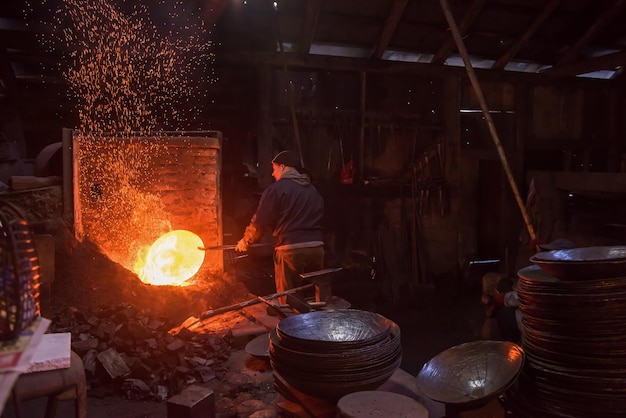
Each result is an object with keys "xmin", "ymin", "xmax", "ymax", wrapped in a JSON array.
[{"xmin": 133, "ymin": 230, "xmax": 205, "ymax": 286}]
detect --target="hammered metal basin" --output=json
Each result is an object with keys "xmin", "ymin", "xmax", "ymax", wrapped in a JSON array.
[
  {"xmin": 530, "ymin": 246, "xmax": 626, "ymax": 280},
  {"xmin": 416, "ymin": 340, "xmax": 524, "ymax": 406},
  {"xmin": 269, "ymin": 322, "xmax": 401, "ymax": 373},
  {"xmin": 276, "ymin": 309, "xmax": 392, "ymax": 351},
  {"xmin": 270, "ymin": 309, "xmax": 402, "ymax": 400}
]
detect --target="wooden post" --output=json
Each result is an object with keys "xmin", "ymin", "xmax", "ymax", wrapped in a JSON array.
[
  {"xmin": 258, "ymin": 65, "xmax": 274, "ymax": 189},
  {"xmin": 358, "ymin": 71, "xmax": 366, "ymax": 182}
]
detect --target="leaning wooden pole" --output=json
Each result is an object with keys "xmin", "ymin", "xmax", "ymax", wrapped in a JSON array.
[{"xmin": 438, "ymin": 0, "xmax": 538, "ymax": 243}]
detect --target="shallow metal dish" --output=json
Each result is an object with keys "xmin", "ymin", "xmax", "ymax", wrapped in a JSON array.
[
  {"xmin": 529, "ymin": 246, "xmax": 626, "ymax": 280},
  {"xmin": 245, "ymin": 333, "xmax": 270, "ymax": 358},
  {"xmin": 416, "ymin": 340, "xmax": 525, "ymax": 406},
  {"xmin": 532, "ymin": 246, "xmax": 626, "ymax": 262}
]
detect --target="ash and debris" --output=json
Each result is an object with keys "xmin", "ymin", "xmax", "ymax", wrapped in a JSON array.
[{"xmin": 53, "ymin": 302, "xmax": 231, "ymax": 400}]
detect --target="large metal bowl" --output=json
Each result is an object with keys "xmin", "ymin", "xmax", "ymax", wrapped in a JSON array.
[
  {"xmin": 416, "ymin": 340, "xmax": 524, "ymax": 406},
  {"xmin": 530, "ymin": 246, "xmax": 626, "ymax": 280},
  {"xmin": 276, "ymin": 309, "xmax": 392, "ymax": 351},
  {"xmin": 532, "ymin": 246, "xmax": 626, "ymax": 262},
  {"xmin": 269, "ymin": 323, "xmax": 401, "ymax": 373},
  {"xmin": 270, "ymin": 310, "xmax": 402, "ymax": 400}
]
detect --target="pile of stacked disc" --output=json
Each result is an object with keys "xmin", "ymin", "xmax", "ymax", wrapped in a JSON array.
[
  {"xmin": 269, "ymin": 309, "xmax": 402, "ymax": 401},
  {"xmin": 507, "ymin": 246, "xmax": 626, "ymax": 417}
]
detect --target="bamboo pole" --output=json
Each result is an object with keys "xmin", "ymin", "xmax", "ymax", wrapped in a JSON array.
[{"xmin": 438, "ymin": 0, "xmax": 538, "ymax": 243}]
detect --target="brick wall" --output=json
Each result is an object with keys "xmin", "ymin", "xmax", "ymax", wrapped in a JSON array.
[{"xmin": 73, "ymin": 131, "xmax": 223, "ymax": 276}]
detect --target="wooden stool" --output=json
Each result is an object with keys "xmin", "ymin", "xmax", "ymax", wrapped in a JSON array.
[
  {"xmin": 337, "ymin": 391, "xmax": 429, "ymax": 418},
  {"xmin": 10, "ymin": 351, "xmax": 87, "ymax": 418}
]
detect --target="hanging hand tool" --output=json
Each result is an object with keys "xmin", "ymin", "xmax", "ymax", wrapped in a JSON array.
[
  {"xmin": 327, "ymin": 141, "xmax": 333, "ymax": 172},
  {"xmin": 437, "ymin": 142, "xmax": 446, "ymax": 173},
  {"xmin": 438, "ymin": 186, "xmax": 446, "ymax": 217},
  {"xmin": 416, "ymin": 160, "xmax": 423, "ymax": 183}
]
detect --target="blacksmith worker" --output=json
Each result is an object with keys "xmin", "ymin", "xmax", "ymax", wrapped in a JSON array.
[{"xmin": 235, "ymin": 150, "xmax": 325, "ymax": 303}]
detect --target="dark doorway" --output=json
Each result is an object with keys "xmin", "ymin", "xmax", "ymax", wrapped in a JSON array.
[{"xmin": 477, "ymin": 160, "xmax": 503, "ymax": 259}]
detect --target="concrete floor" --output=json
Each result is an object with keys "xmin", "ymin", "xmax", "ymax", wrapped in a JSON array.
[
  {"xmin": 1, "ymin": 268, "xmax": 488, "ymax": 418},
  {"xmin": 366, "ymin": 283, "xmax": 486, "ymax": 377}
]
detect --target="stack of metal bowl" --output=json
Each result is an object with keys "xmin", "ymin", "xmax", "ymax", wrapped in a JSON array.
[
  {"xmin": 507, "ymin": 247, "xmax": 626, "ymax": 417},
  {"xmin": 269, "ymin": 309, "xmax": 402, "ymax": 401}
]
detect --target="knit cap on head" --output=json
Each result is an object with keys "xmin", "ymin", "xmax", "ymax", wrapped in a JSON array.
[{"xmin": 272, "ymin": 150, "xmax": 300, "ymax": 168}]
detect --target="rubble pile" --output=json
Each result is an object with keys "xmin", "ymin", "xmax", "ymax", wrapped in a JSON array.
[
  {"xmin": 52, "ymin": 303, "xmax": 233, "ymax": 401},
  {"xmin": 37, "ymin": 223, "xmax": 285, "ymax": 416}
]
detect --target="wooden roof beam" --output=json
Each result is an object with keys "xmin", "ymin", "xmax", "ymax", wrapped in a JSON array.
[
  {"xmin": 371, "ymin": 0, "xmax": 409, "ymax": 59},
  {"xmin": 492, "ymin": 0, "xmax": 561, "ymax": 70},
  {"xmin": 557, "ymin": 0, "xmax": 626, "ymax": 66},
  {"xmin": 298, "ymin": 0, "xmax": 323, "ymax": 56},
  {"xmin": 219, "ymin": 50, "xmax": 619, "ymax": 89},
  {"xmin": 543, "ymin": 50, "xmax": 626, "ymax": 78},
  {"xmin": 431, "ymin": 0, "xmax": 487, "ymax": 65}
]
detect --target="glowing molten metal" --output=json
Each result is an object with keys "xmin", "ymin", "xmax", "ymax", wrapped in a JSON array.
[{"xmin": 135, "ymin": 230, "xmax": 205, "ymax": 286}]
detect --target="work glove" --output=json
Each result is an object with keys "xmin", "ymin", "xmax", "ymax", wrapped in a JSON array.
[
  {"xmin": 236, "ymin": 223, "xmax": 260, "ymax": 252},
  {"xmin": 235, "ymin": 238, "xmax": 249, "ymax": 252}
]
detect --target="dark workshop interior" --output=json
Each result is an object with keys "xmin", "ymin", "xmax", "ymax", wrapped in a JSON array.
[{"xmin": 1, "ymin": 0, "xmax": 626, "ymax": 417}]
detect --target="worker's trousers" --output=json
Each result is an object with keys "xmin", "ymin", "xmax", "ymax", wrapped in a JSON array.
[{"xmin": 273, "ymin": 245, "xmax": 324, "ymax": 304}]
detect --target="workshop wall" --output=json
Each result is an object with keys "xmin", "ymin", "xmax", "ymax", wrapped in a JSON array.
[{"xmin": 251, "ymin": 69, "xmax": 625, "ymax": 304}]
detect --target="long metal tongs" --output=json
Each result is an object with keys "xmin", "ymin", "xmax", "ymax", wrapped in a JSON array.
[
  {"xmin": 177, "ymin": 283, "xmax": 316, "ymax": 331},
  {"xmin": 198, "ymin": 243, "xmax": 272, "ymax": 251}
]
